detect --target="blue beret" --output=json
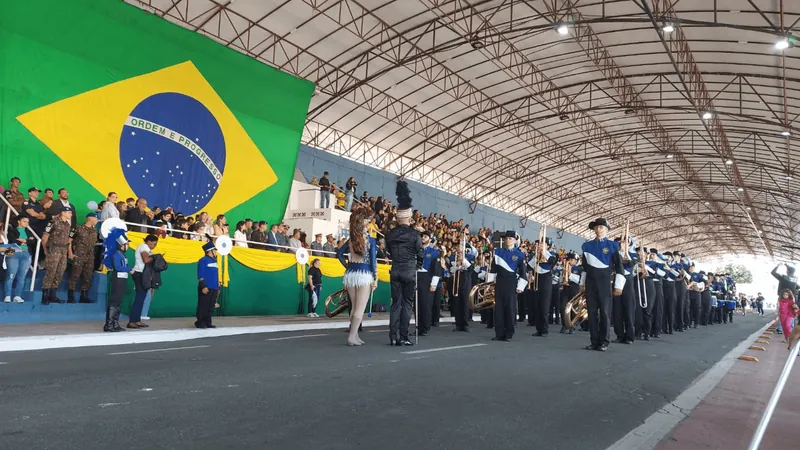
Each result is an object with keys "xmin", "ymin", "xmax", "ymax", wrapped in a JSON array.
[{"xmin": 86, "ymin": 212, "xmax": 97, "ymax": 218}]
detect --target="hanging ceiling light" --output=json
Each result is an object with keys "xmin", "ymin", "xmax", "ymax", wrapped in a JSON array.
[
  {"xmin": 781, "ymin": 130, "xmax": 791, "ymax": 136},
  {"xmin": 556, "ymin": 23, "xmax": 569, "ymax": 35},
  {"xmin": 737, "ymin": 187, "xmax": 744, "ymax": 192},
  {"xmin": 662, "ymin": 23, "xmax": 675, "ymax": 33},
  {"xmin": 725, "ymin": 159, "xmax": 733, "ymax": 165},
  {"xmin": 666, "ymin": 154, "xmax": 673, "ymax": 159},
  {"xmin": 775, "ymin": 38, "xmax": 790, "ymax": 50},
  {"xmin": 702, "ymin": 111, "xmax": 713, "ymax": 120}
]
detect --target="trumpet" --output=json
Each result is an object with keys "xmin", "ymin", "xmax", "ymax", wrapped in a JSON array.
[{"xmin": 451, "ymin": 231, "xmax": 467, "ymax": 296}]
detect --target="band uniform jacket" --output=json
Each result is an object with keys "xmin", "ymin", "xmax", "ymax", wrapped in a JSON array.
[{"xmin": 385, "ymin": 225, "xmax": 423, "ymax": 274}]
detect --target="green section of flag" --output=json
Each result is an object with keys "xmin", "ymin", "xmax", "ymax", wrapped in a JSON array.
[{"xmin": 0, "ymin": 0, "xmax": 313, "ymax": 224}]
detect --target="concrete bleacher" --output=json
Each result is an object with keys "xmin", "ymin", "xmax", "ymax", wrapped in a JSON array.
[
  {"xmin": 282, "ymin": 179, "xmax": 351, "ymax": 240},
  {"xmin": 0, "ymin": 272, "xmax": 108, "ymax": 324},
  {"xmin": 294, "ymin": 144, "xmax": 587, "ymax": 251}
]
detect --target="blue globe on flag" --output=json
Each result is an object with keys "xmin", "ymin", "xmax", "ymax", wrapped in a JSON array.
[{"xmin": 120, "ymin": 92, "xmax": 226, "ymax": 212}]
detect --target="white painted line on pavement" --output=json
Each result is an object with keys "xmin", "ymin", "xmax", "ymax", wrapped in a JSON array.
[
  {"xmin": 605, "ymin": 320, "xmax": 775, "ymax": 450},
  {"xmin": 0, "ymin": 362, "xmax": 7, "ymax": 365},
  {"xmin": 402, "ymin": 343, "xmax": 487, "ymax": 354},
  {"xmin": 0, "ymin": 315, "xmax": 481, "ymax": 353},
  {"xmin": 98, "ymin": 402, "xmax": 130, "ymax": 408},
  {"xmin": 266, "ymin": 333, "xmax": 328, "ymax": 341},
  {"xmin": 107, "ymin": 345, "xmax": 210, "ymax": 356}
]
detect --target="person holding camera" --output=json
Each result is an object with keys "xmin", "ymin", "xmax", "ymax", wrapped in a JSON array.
[{"xmin": 345, "ymin": 177, "xmax": 357, "ymax": 212}]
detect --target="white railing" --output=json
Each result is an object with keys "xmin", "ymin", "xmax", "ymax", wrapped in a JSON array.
[
  {"xmin": 747, "ymin": 330, "xmax": 800, "ymax": 450},
  {"xmin": 118, "ymin": 220, "xmax": 392, "ymax": 264},
  {"xmin": 1, "ymin": 194, "xmax": 43, "ymax": 292}
]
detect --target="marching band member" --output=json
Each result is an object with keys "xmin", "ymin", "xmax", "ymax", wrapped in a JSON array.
[
  {"xmin": 517, "ymin": 244, "xmax": 529, "ymax": 324},
  {"xmin": 634, "ymin": 247, "xmax": 656, "ymax": 341},
  {"xmin": 524, "ymin": 244, "xmax": 536, "ymax": 327},
  {"xmin": 682, "ymin": 254, "xmax": 693, "ymax": 329},
  {"xmin": 337, "ymin": 204, "xmax": 380, "ymax": 347},
  {"xmin": 687, "ymin": 264, "xmax": 703, "ymax": 329},
  {"xmin": 649, "ymin": 249, "xmax": 665, "ymax": 339},
  {"xmin": 416, "ymin": 232, "xmax": 442, "ymax": 336},
  {"xmin": 551, "ymin": 261, "xmax": 562, "ymax": 327},
  {"xmin": 560, "ymin": 252, "xmax": 582, "ymax": 334},
  {"xmin": 700, "ymin": 271, "xmax": 713, "ymax": 326},
  {"xmin": 662, "ymin": 252, "xmax": 679, "ymax": 334},
  {"xmin": 533, "ymin": 237, "xmax": 557, "ymax": 337},
  {"xmin": 384, "ymin": 181, "xmax": 421, "ymax": 347},
  {"xmin": 450, "ymin": 241, "xmax": 473, "ymax": 332},
  {"xmin": 475, "ymin": 250, "xmax": 494, "ymax": 328},
  {"xmin": 490, "ymin": 231, "xmax": 527, "ymax": 341},
  {"xmin": 580, "ymin": 218, "xmax": 625, "ymax": 352},
  {"xmin": 612, "ymin": 237, "xmax": 637, "ymax": 344}
]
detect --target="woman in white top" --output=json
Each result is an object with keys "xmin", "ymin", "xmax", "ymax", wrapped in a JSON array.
[
  {"xmin": 234, "ymin": 221, "xmax": 248, "ymax": 248},
  {"xmin": 98, "ymin": 192, "xmax": 119, "ymax": 221}
]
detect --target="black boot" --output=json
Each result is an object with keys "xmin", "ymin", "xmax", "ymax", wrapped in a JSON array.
[
  {"xmin": 79, "ymin": 290, "xmax": 92, "ymax": 304},
  {"xmin": 68, "ymin": 290, "xmax": 76, "ymax": 304},
  {"xmin": 42, "ymin": 288, "xmax": 51, "ymax": 305},
  {"xmin": 104, "ymin": 305, "xmax": 114, "ymax": 332},
  {"xmin": 111, "ymin": 306, "xmax": 125, "ymax": 332},
  {"xmin": 49, "ymin": 288, "xmax": 65, "ymax": 304}
]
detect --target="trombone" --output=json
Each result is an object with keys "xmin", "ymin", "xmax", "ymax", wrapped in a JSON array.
[
  {"xmin": 451, "ymin": 231, "xmax": 467, "ymax": 297},
  {"xmin": 636, "ymin": 237, "xmax": 649, "ymax": 308},
  {"xmin": 533, "ymin": 224, "xmax": 547, "ymax": 291}
]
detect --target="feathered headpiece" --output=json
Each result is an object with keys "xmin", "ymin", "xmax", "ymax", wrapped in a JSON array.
[
  {"xmin": 396, "ymin": 179, "xmax": 413, "ymax": 219},
  {"xmin": 102, "ymin": 228, "xmax": 130, "ymax": 270}
]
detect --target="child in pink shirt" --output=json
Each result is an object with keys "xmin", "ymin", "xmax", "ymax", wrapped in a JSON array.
[{"xmin": 777, "ymin": 289, "xmax": 797, "ymax": 341}]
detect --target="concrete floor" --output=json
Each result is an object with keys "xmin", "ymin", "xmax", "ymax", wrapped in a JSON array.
[{"xmin": 0, "ymin": 314, "xmax": 770, "ymax": 450}]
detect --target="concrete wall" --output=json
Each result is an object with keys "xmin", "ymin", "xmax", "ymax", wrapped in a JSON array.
[{"xmin": 295, "ymin": 145, "xmax": 587, "ymax": 252}]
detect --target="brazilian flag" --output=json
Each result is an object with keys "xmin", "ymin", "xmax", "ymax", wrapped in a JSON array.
[
  {"xmin": 0, "ymin": 0, "xmax": 314, "ymax": 224},
  {"xmin": 0, "ymin": 0, "xmax": 322, "ymax": 318}
]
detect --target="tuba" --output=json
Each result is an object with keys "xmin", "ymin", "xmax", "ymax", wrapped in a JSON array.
[
  {"xmin": 468, "ymin": 281, "xmax": 495, "ymax": 311},
  {"xmin": 324, "ymin": 288, "xmax": 351, "ymax": 318},
  {"xmin": 563, "ymin": 291, "xmax": 588, "ymax": 329}
]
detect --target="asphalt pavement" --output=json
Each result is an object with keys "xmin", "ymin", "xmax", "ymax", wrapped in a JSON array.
[{"xmin": 0, "ymin": 314, "xmax": 770, "ymax": 450}]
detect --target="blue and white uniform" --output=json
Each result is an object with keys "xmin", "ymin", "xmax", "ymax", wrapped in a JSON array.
[
  {"xmin": 337, "ymin": 235, "xmax": 378, "ymax": 289},
  {"xmin": 490, "ymin": 242, "xmax": 528, "ymax": 341},
  {"xmin": 580, "ymin": 237, "xmax": 625, "ymax": 348}
]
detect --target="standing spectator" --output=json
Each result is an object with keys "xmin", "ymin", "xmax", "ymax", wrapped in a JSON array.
[
  {"xmin": 306, "ymin": 259, "xmax": 322, "ymax": 317},
  {"xmin": 41, "ymin": 208, "xmax": 73, "ymax": 304},
  {"xmin": 310, "ymin": 177, "xmax": 319, "ymax": 186},
  {"xmin": 278, "ymin": 224, "xmax": 291, "ymax": 250},
  {"xmin": 130, "ymin": 234, "xmax": 158, "ymax": 329},
  {"xmin": 323, "ymin": 234, "xmax": 336, "ymax": 255},
  {"xmin": 4, "ymin": 215, "xmax": 32, "ymax": 303},
  {"xmin": 345, "ymin": 177, "xmax": 357, "ymax": 212},
  {"xmin": 360, "ymin": 191, "xmax": 369, "ymax": 205},
  {"xmin": 310, "ymin": 233, "xmax": 324, "ymax": 255},
  {"xmin": 68, "ymin": 213, "xmax": 99, "ymax": 303},
  {"xmin": 126, "ymin": 198, "xmax": 151, "ymax": 233},
  {"xmin": 334, "ymin": 185, "xmax": 346, "ymax": 210},
  {"xmin": 213, "ymin": 214, "xmax": 228, "ymax": 237},
  {"xmin": 98, "ymin": 192, "xmax": 119, "ymax": 222},
  {"xmin": 22, "ymin": 187, "xmax": 47, "ymax": 244},
  {"xmin": 4, "ymin": 177, "xmax": 24, "ymax": 219},
  {"xmin": 778, "ymin": 289, "xmax": 796, "ymax": 342},
  {"xmin": 318, "ymin": 172, "xmax": 331, "ymax": 208},
  {"xmin": 50, "ymin": 188, "xmax": 77, "ymax": 228},
  {"xmin": 756, "ymin": 293, "xmax": 765, "ymax": 316},
  {"xmin": 243, "ymin": 219, "xmax": 253, "ymax": 240},
  {"xmin": 250, "ymin": 221, "xmax": 267, "ymax": 250},
  {"xmin": 234, "ymin": 221, "xmax": 248, "ymax": 248},
  {"xmin": 288, "ymin": 229, "xmax": 302, "ymax": 252},
  {"xmin": 299, "ymin": 231, "xmax": 309, "ymax": 249},
  {"xmin": 267, "ymin": 224, "xmax": 280, "ymax": 249},
  {"xmin": 38, "ymin": 188, "xmax": 54, "ymax": 208}
]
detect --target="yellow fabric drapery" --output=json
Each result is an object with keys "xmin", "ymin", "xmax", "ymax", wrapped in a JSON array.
[{"xmin": 122, "ymin": 233, "xmax": 391, "ymax": 283}]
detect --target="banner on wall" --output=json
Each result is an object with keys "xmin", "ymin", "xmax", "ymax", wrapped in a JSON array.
[{"xmin": 0, "ymin": 0, "xmax": 314, "ymax": 225}]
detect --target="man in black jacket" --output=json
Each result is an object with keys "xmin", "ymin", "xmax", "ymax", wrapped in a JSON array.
[{"xmin": 385, "ymin": 180, "xmax": 422, "ymax": 346}]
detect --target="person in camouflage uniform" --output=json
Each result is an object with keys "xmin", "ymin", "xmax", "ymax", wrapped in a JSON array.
[
  {"xmin": 41, "ymin": 207, "xmax": 73, "ymax": 304},
  {"xmin": 68, "ymin": 212, "xmax": 99, "ymax": 303}
]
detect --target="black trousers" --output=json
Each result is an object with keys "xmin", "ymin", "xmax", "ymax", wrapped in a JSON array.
[
  {"xmin": 561, "ymin": 282, "xmax": 580, "ymax": 330},
  {"xmin": 431, "ymin": 285, "xmax": 442, "ymax": 325},
  {"xmin": 551, "ymin": 284, "xmax": 561, "ymax": 324},
  {"xmin": 452, "ymin": 270, "xmax": 473, "ymax": 330},
  {"xmin": 662, "ymin": 281, "xmax": 676, "ymax": 333},
  {"xmin": 516, "ymin": 292, "xmax": 526, "ymax": 322},
  {"xmin": 494, "ymin": 276, "xmax": 517, "ymax": 340},
  {"xmin": 390, "ymin": 270, "xmax": 416, "ymax": 341},
  {"xmin": 651, "ymin": 281, "xmax": 663, "ymax": 336},
  {"xmin": 675, "ymin": 282, "xmax": 686, "ymax": 330},
  {"xmin": 417, "ymin": 273, "xmax": 435, "ymax": 333},
  {"xmin": 700, "ymin": 291, "xmax": 712, "ymax": 325},
  {"xmin": 689, "ymin": 291, "xmax": 701, "ymax": 326},
  {"xmin": 586, "ymin": 273, "xmax": 612, "ymax": 348},
  {"xmin": 634, "ymin": 277, "xmax": 655, "ymax": 338},
  {"xmin": 613, "ymin": 274, "xmax": 635, "ymax": 341},
  {"xmin": 534, "ymin": 272, "xmax": 553, "ymax": 335},
  {"xmin": 196, "ymin": 287, "xmax": 217, "ymax": 326},
  {"xmin": 525, "ymin": 284, "xmax": 536, "ymax": 326}
]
